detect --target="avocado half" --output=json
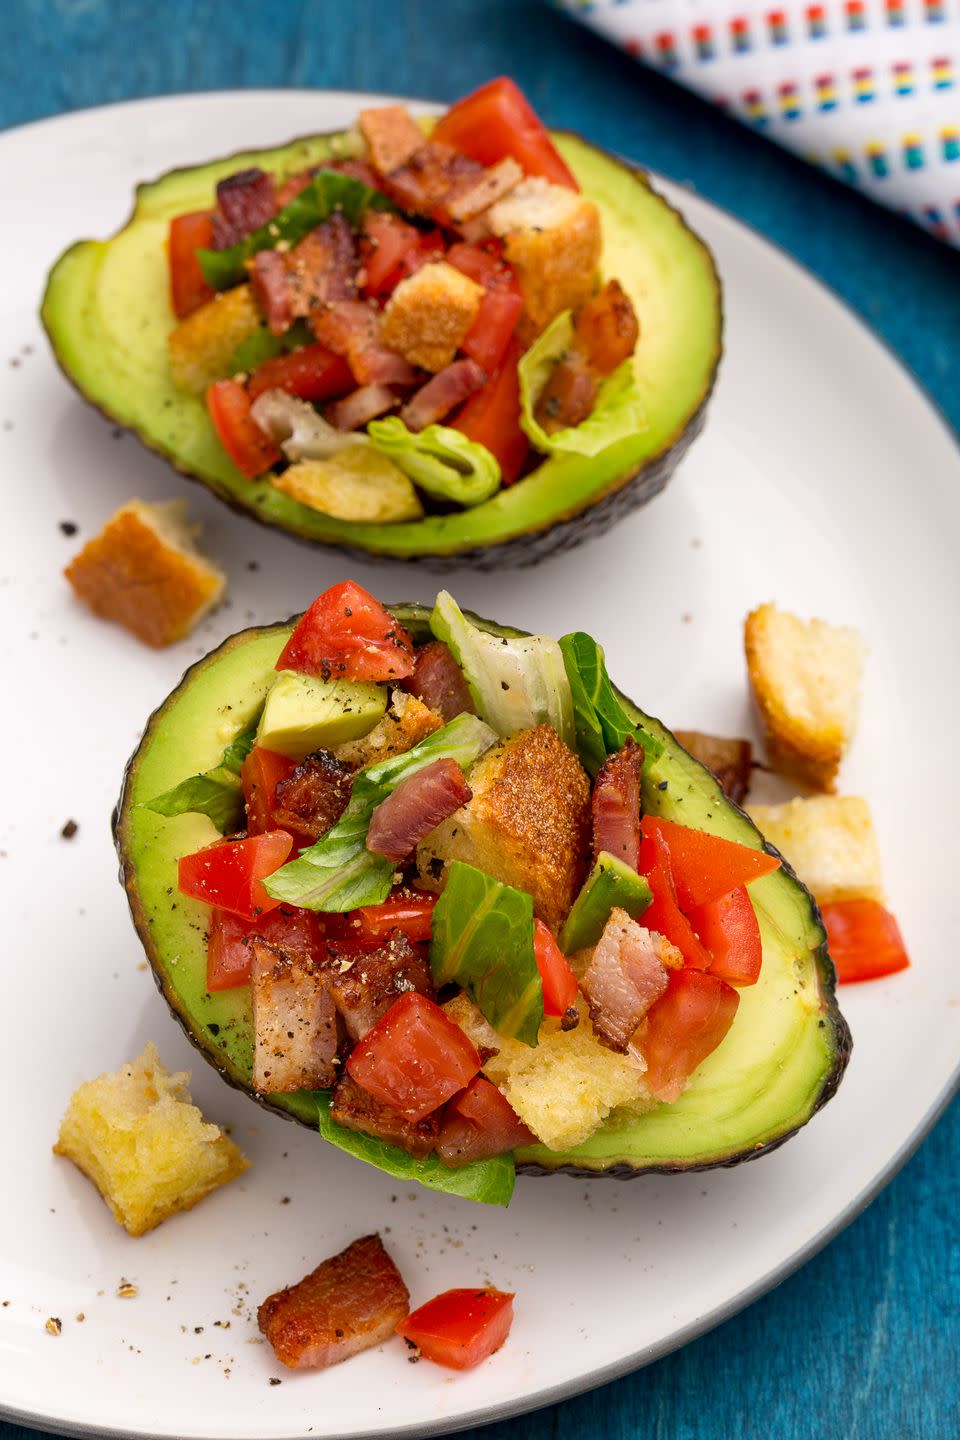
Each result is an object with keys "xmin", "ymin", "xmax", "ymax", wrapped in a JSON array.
[
  {"xmin": 42, "ymin": 129, "xmax": 721, "ymax": 568},
  {"xmin": 114, "ymin": 606, "xmax": 850, "ymax": 1181}
]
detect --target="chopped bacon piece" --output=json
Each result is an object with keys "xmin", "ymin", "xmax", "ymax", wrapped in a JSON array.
[
  {"xmin": 359, "ymin": 105, "xmax": 425, "ymax": 176},
  {"xmin": 322, "ymin": 932, "xmax": 434, "ymax": 1042},
  {"xmin": 580, "ymin": 909, "xmax": 679, "ymax": 1053},
  {"xmin": 366, "ymin": 758, "xmax": 472, "ymax": 862},
  {"xmin": 674, "ymin": 731, "xmax": 753, "ymax": 807},
  {"xmin": 406, "ymin": 640, "xmax": 475, "ymax": 722},
  {"xmin": 250, "ymin": 249, "xmax": 293, "ymax": 335},
  {"xmin": 250, "ymin": 940, "xmax": 339, "ymax": 1093},
  {"xmin": 330, "ymin": 1072, "xmax": 440, "ymax": 1157},
  {"xmin": 436, "ymin": 1076, "xmax": 534, "ymax": 1166},
  {"xmin": 258, "ymin": 1234, "xmax": 409, "ymax": 1370},
  {"xmin": 328, "ymin": 157, "xmax": 385, "ymax": 190},
  {"xmin": 592, "ymin": 737, "xmax": 644, "ymax": 871},
  {"xmin": 381, "ymin": 141, "xmax": 482, "ymax": 218},
  {"xmin": 312, "ymin": 300, "xmax": 418, "ymax": 386},
  {"xmin": 534, "ymin": 350, "xmax": 598, "ymax": 434},
  {"xmin": 574, "ymin": 279, "xmax": 640, "ymax": 377},
  {"xmin": 401, "ymin": 359, "xmax": 486, "ymax": 432},
  {"xmin": 272, "ymin": 750, "xmax": 354, "ymax": 842},
  {"xmin": 285, "ymin": 214, "xmax": 357, "ymax": 317},
  {"xmin": 447, "ymin": 157, "xmax": 524, "ymax": 224},
  {"xmin": 327, "ymin": 383, "xmax": 398, "ymax": 431},
  {"xmin": 211, "ymin": 168, "xmax": 277, "ymax": 250}
]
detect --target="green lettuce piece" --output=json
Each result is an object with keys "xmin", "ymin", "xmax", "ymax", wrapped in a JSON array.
[
  {"xmin": 559, "ymin": 631, "xmax": 663, "ymax": 777},
  {"xmin": 430, "ymin": 590, "xmax": 575, "ymax": 749},
  {"xmin": 431, "ymin": 862, "xmax": 543, "ymax": 1047},
  {"xmin": 198, "ymin": 170, "xmax": 395, "ymax": 290},
  {"xmin": 229, "ymin": 319, "xmax": 313, "ymax": 374},
  {"xmin": 313, "ymin": 1092, "xmax": 515, "ymax": 1206},
  {"xmin": 367, "ymin": 418, "xmax": 500, "ymax": 507},
  {"xmin": 518, "ymin": 310, "xmax": 646, "ymax": 457},
  {"xmin": 264, "ymin": 712, "xmax": 497, "ymax": 911},
  {"xmin": 143, "ymin": 717, "xmax": 259, "ymax": 832}
]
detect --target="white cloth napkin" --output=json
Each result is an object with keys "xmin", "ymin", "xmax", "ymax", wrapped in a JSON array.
[{"xmin": 556, "ymin": 0, "xmax": 960, "ymax": 245}]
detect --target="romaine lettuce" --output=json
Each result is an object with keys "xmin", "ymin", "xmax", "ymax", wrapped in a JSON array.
[
  {"xmin": 559, "ymin": 631, "xmax": 663, "ymax": 776},
  {"xmin": 367, "ymin": 418, "xmax": 500, "ymax": 506},
  {"xmin": 144, "ymin": 717, "xmax": 258, "ymax": 831},
  {"xmin": 518, "ymin": 310, "xmax": 646, "ymax": 457}
]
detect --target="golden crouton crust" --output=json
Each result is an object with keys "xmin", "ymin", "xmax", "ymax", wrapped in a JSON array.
[
  {"xmin": 65, "ymin": 500, "xmax": 225, "ymax": 648},
  {"xmin": 748, "ymin": 795, "xmax": 884, "ymax": 905},
  {"xmin": 271, "ymin": 449, "xmax": 424, "ymax": 523},
  {"xmin": 168, "ymin": 282, "xmax": 261, "ymax": 395},
  {"xmin": 358, "ymin": 105, "xmax": 424, "ymax": 175},
  {"xmin": 335, "ymin": 691, "xmax": 442, "ymax": 767},
  {"xmin": 381, "ymin": 260, "xmax": 484, "ymax": 372},
  {"xmin": 502, "ymin": 201, "xmax": 602, "ymax": 345},
  {"xmin": 745, "ymin": 603, "xmax": 863, "ymax": 792}
]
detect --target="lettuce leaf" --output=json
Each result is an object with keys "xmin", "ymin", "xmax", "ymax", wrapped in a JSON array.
[
  {"xmin": 313, "ymin": 1092, "xmax": 515, "ymax": 1205},
  {"xmin": 367, "ymin": 418, "xmax": 500, "ymax": 507},
  {"xmin": 143, "ymin": 717, "xmax": 259, "ymax": 832},
  {"xmin": 559, "ymin": 631, "xmax": 663, "ymax": 777},
  {"xmin": 430, "ymin": 590, "xmax": 575, "ymax": 749},
  {"xmin": 263, "ymin": 712, "xmax": 497, "ymax": 911},
  {"xmin": 431, "ymin": 862, "xmax": 543, "ymax": 1047},
  {"xmin": 198, "ymin": 170, "xmax": 395, "ymax": 291},
  {"xmin": 229, "ymin": 319, "xmax": 313, "ymax": 374},
  {"xmin": 518, "ymin": 310, "xmax": 646, "ymax": 457}
]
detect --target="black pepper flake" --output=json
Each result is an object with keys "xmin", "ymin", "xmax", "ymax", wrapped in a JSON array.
[
  {"xmin": 657, "ymin": 781, "xmax": 668, "ymax": 792},
  {"xmin": 59, "ymin": 520, "xmax": 78, "ymax": 537},
  {"xmin": 247, "ymin": 560, "xmax": 259, "ymax": 571},
  {"xmin": 208, "ymin": 1023, "xmax": 220, "ymax": 1037},
  {"xmin": 334, "ymin": 1328, "xmax": 344, "ymax": 1338},
  {"xmin": 560, "ymin": 1005, "xmax": 580, "ymax": 1032},
  {"xmin": 269, "ymin": 1377, "xmax": 282, "ymax": 1386},
  {"xmin": 60, "ymin": 819, "xmax": 79, "ymax": 840}
]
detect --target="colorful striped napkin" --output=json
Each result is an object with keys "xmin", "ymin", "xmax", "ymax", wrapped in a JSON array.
[{"xmin": 556, "ymin": 0, "xmax": 960, "ymax": 245}]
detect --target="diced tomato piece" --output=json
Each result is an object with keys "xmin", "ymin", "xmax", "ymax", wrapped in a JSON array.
[
  {"xmin": 639, "ymin": 969, "xmax": 740, "ymax": 1103},
  {"xmin": 246, "ymin": 344, "xmax": 353, "ymax": 403},
  {"xmin": 397, "ymin": 1288, "xmax": 514, "ymax": 1370},
  {"xmin": 462, "ymin": 289, "xmax": 523, "ymax": 374},
  {"xmin": 446, "ymin": 240, "xmax": 515, "ymax": 290},
  {"xmin": 533, "ymin": 919, "xmax": 579, "ymax": 1017},
  {"xmin": 687, "ymin": 886, "xmax": 762, "ymax": 987},
  {"xmin": 276, "ymin": 580, "xmax": 416, "ymax": 682},
  {"xmin": 638, "ymin": 827, "xmax": 713, "ymax": 970},
  {"xmin": 346, "ymin": 992, "xmax": 481, "ymax": 1122},
  {"xmin": 351, "ymin": 896, "xmax": 437, "ymax": 945},
  {"xmin": 241, "ymin": 746, "xmax": 298, "ymax": 835},
  {"xmin": 207, "ymin": 904, "xmax": 321, "ymax": 990},
  {"xmin": 168, "ymin": 211, "xmax": 215, "ymax": 319},
  {"xmin": 821, "ymin": 899, "xmax": 911, "ymax": 984},
  {"xmin": 432, "ymin": 76, "xmax": 578, "ymax": 189},
  {"xmin": 450, "ymin": 338, "xmax": 528, "ymax": 485},
  {"xmin": 641, "ymin": 816, "xmax": 780, "ymax": 913},
  {"xmin": 360, "ymin": 211, "xmax": 422, "ymax": 293},
  {"xmin": 178, "ymin": 831, "xmax": 293, "ymax": 922},
  {"xmin": 436, "ymin": 1077, "xmax": 534, "ymax": 1166},
  {"xmin": 206, "ymin": 379, "xmax": 282, "ymax": 479}
]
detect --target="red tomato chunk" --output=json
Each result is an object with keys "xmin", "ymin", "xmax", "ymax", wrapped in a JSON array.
[
  {"xmin": 276, "ymin": 580, "xmax": 416, "ymax": 682},
  {"xmin": 241, "ymin": 746, "xmax": 298, "ymax": 835},
  {"xmin": 206, "ymin": 379, "xmax": 282, "ymax": 478},
  {"xmin": 178, "ymin": 831, "xmax": 293, "ymax": 922},
  {"xmin": 639, "ymin": 969, "xmax": 740, "ymax": 1104},
  {"xmin": 168, "ymin": 210, "xmax": 214, "ymax": 319},
  {"xmin": 533, "ymin": 919, "xmax": 579, "ymax": 1017},
  {"xmin": 397, "ymin": 1288, "xmax": 515, "ymax": 1370},
  {"xmin": 688, "ymin": 885, "xmax": 763, "ymax": 987},
  {"xmin": 351, "ymin": 896, "xmax": 436, "ymax": 945},
  {"xmin": 822, "ymin": 899, "xmax": 910, "ymax": 984},
  {"xmin": 436, "ymin": 1077, "xmax": 534, "ymax": 1166},
  {"xmin": 641, "ymin": 815, "xmax": 779, "ymax": 912},
  {"xmin": 433, "ymin": 75, "xmax": 578, "ymax": 189},
  {"xmin": 346, "ymin": 992, "xmax": 481, "ymax": 1122},
  {"xmin": 207, "ymin": 904, "xmax": 321, "ymax": 991},
  {"xmin": 246, "ymin": 344, "xmax": 353, "ymax": 403}
]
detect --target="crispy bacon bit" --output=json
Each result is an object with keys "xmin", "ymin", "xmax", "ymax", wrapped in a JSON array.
[
  {"xmin": 436, "ymin": 1077, "xmax": 534, "ymax": 1167},
  {"xmin": 330, "ymin": 1072, "xmax": 440, "ymax": 1157},
  {"xmin": 322, "ymin": 933, "xmax": 434, "ymax": 1041},
  {"xmin": 327, "ymin": 157, "xmax": 385, "ymax": 190},
  {"xmin": 250, "ymin": 250, "xmax": 293, "ymax": 335},
  {"xmin": 674, "ymin": 731, "xmax": 753, "ymax": 807},
  {"xmin": 359, "ymin": 105, "xmax": 426, "ymax": 176},
  {"xmin": 406, "ymin": 641, "xmax": 475, "ymax": 722},
  {"xmin": 366, "ymin": 758, "xmax": 472, "ymax": 862},
  {"xmin": 250, "ymin": 940, "xmax": 339, "ymax": 1093},
  {"xmin": 447, "ymin": 157, "xmax": 524, "ymax": 225},
  {"xmin": 580, "ymin": 909, "xmax": 679, "ymax": 1053},
  {"xmin": 312, "ymin": 300, "xmax": 418, "ymax": 386},
  {"xmin": 381, "ymin": 141, "xmax": 482, "ymax": 217},
  {"xmin": 327, "ymin": 383, "xmax": 398, "ymax": 431},
  {"xmin": 574, "ymin": 279, "xmax": 640, "ymax": 377},
  {"xmin": 592, "ymin": 737, "xmax": 644, "ymax": 870},
  {"xmin": 273, "ymin": 750, "xmax": 354, "ymax": 842},
  {"xmin": 400, "ymin": 358, "xmax": 485, "ymax": 432},
  {"xmin": 285, "ymin": 214, "xmax": 357, "ymax": 317},
  {"xmin": 534, "ymin": 351, "xmax": 597, "ymax": 434},
  {"xmin": 211, "ymin": 168, "xmax": 277, "ymax": 250},
  {"xmin": 258, "ymin": 1233, "xmax": 409, "ymax": 1370}
]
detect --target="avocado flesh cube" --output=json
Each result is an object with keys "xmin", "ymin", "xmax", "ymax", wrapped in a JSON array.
[
  {"xmin": 116, "ymin": 606, "xmax": 849, "ymax": 1185},
  {"xmin": 257, "ymin": 670, "xmax": 387, "ymax": 760},
  {"xmin": 42, "ymin": 132, "xmax": 720, "ymax": 559},
  {"xmin": 559, "ymin": 852, "xmax": 653, "ymax": 954}
]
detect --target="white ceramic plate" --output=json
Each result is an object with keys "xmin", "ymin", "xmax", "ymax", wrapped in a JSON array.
[{"xmin": 1, "ymin": 90, "xmax": 958, "ymax": 1440}]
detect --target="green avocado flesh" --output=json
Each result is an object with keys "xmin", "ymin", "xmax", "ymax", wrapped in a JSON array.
[
  {"xmin": 115, "ymin": 606, "xmax": 850, "ymax": 1193},
  {"xmin": 42, "ymin": 131, "xmax": 721, "ymax": 560}
]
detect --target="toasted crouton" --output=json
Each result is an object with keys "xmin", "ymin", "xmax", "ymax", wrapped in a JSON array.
[
  {"xmin": 64, "ymin": 499, "xmax": 225, "ymax": 647},
  {"xmin": 487, "ymin": 178, "xmax": 602, "ymax": 343},
  {"xmin": 416, "ymin": 724, "xmax": 590, "ymax": 932},
  {"xmin": 381, "ymin": 260, "xmax": 484, "ymax": 372},
  {"xmin": 167, "ymin": 282, "xmax": 261, "ymax": 395},
  {"xmin": 335, "ymin": 689, "xmax": 442, "ymax": 768},
  {"xmin": 748, "ymin": 795, "xmax": 883, "ymax": 905},
  {"xmin": 358, "ymin": 104, "xmax": 424, "ymax": 174},
  {"xmin": 745, "ymin": 603, "xmax": 865, "ymax": 791},
  {"xmin": 54, "ymin": 1043, "xmax": 247, "ymax": 1236},
  {"xmin": 444, "ymin": 993, "xmax": 652, "ymax": 1151},
  {"xmin": 271, "ymin": 448, "xmax": 424, "ymax": 522}
]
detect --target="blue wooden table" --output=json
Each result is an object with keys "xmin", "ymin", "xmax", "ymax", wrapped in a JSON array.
[{"xmin": 3, "ymin": 3, "xmax": 958, "ymax": 1437}]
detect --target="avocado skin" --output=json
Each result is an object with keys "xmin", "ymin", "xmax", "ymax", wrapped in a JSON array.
[
  {"xmin": 43, "ymin": 130, "xmax": 721, "ymax": 569},
  {"xmin": 114, "ymin": 605, "xmax": 850, "ymax": 1180}
]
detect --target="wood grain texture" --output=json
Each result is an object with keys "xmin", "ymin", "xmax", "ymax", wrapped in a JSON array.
[{"xmin": 1, "ymin": 2, "xmax": 958, "ymax": 1437}]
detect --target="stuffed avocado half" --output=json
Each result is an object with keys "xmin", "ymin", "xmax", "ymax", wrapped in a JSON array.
[
  {"xmin": 42, "ymin": 80, "xmax": 721, "ymax": 567},
  {"xmin": 115, "ymin": 585, "xmax": 850, "ymax": 1207}
]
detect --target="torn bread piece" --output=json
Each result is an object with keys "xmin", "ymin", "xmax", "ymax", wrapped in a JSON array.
[
  {"xmin": 748, "ymin": 795, "xmax": 883, "ymax": 905},
  {"xmin": 65, "ymin": 499, "xmax": 225, "ymax": 647},
  {"xmin": 745, "ymin": 603, "xmax": 865, "ymax": 791},
  {"xmin": 381, "ymin": 260, "xmax": 484, "ymax": 373}
]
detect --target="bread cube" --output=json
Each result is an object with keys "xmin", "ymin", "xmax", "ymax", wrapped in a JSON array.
[
  {"xmin": 358, "ymin": 105, "xmax": 424, "ymax": 174},
  {"xmin": 271, "ymin": 447, "xmax": 424, "ymax": 522},
  {"xmin": 64, "ymin": 499, "xmax": 225, "ymax": 647},
  {"xmin": 487, "ymin": 178, "xmax": 602, "ymax": 342},
  {"xmin": 748, "ymin": 795, "xmax": 884, "ymax": 904},
  {"xmin": 745, "ymin": 603, "xmax": 865, "ymax": 791},
  {"xmin": 335, "ymin": 690, "xmax": 442, "ymax": 768},
  {"xmin": 54, "ymin": 1044, "xmax": 247, "ymax": 1236},
  {"xmin": 168, "ymin": 282, "xmax": 261, "ymax": 395},
  {"xmin": 381, "ymin": 260, "xmax": 484, "ymax": 372}
]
